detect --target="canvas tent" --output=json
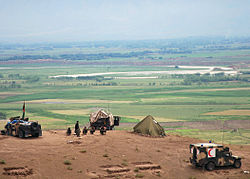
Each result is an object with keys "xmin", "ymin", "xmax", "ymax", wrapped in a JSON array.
[
  {"xmin": 90, "ymin": 109, "xmax": 114, "ymax": 126},
  {"xmin": 133, "ymin": 115, "xmax": 165, "ymax": 137}
]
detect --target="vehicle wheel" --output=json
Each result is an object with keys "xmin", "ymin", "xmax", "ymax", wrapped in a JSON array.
[
  {"xmin": 8, "ymin": 128, "xmax": 13, "ymax": 136},
  {"xmin": 6, "ymin": 129, "xmax": 10, "ymax": 135},
  {"xmin": 32, "ymin": 133, "xmax": 39, "ymax": 137},
  {"xmin": 18, "ymin": 130, "xmax": 24, "ymax": 138},
  {"xmin": 14, "ymin": 129, "xmax": 18, "ymax": 137},
  {"xmin": 206, "ymin": 162, "xmax": 215, "ymax": 171},
  {"xmin": 233, "ymin": 160, "xmax": 241, "ymax": 168}
]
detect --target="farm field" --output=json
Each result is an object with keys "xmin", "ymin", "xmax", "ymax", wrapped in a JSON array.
[{"xmin": 0, "ymin": 39, "xmax": 250, "ymax": 144}]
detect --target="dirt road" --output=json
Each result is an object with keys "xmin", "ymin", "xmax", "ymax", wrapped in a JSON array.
[{"xmin": 0, "ymin": 130, "xmax": 249, "ymax": 179}]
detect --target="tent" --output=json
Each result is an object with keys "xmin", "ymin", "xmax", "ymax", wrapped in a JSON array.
[{"xmin": 133, "ymin": 115, "xmax": 166, "ymax": 137}]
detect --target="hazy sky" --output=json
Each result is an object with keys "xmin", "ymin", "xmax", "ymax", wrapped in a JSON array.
[{"xmin": 0, "ymin": 0, "xmax": 250, "ymax": 42}]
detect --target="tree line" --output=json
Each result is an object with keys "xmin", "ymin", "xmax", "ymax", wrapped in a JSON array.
[{"xmin": 180, "ymin": 73, "xmax": 248, "ymax": 85}]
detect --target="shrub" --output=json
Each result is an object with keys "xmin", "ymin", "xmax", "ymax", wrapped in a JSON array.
[
  {"xmin": 135, "ymin": 173, "xmax": 144, "ymax": 178},
  {"xmin": 103, "ymin": 154, "xmax": 108, "ymax": 157},
  {"xmin": 122, "ymin": 162, "xmax": 128, "ymax": 166},
  {"xmin": 135, "ymin": 147, "xmax": 139, "ymax": 152},
  {"xmin": 67, "ymin": 166, "xmax": 73, "ymax": 170},
  {"xmin": 64, "ymin": 160, "xmax": 71, "ymax": 165},
  {"xmin": 134, "ymin": 168, "xmax": 139, "ymax": 172},
  {"xmin": 80, "ymin": 150, "xmax": 86, "ymax": 153}
]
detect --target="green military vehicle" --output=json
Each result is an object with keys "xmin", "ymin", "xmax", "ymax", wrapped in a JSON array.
[{"xmin": 189, "ymin": 143, "xmax": 241, "ymax": 171}]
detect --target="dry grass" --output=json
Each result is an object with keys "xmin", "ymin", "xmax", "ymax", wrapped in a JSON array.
[
  {"xmin": 0, "ymin": 120, "xmax": 8, "ymax": 129},
  {"xmin": 50, "ymin": 110, "xmax": 90, "ymax": 116},
  {"xmin": 203, "ymin": 110, "xmax": 250, "ymax": 116}
]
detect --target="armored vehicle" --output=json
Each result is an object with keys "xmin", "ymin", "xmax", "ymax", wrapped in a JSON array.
[
  {"xmin": 89, "ymin": 109, "xmax": 120, "ymax": 130},
  {"xmin": 4, "ymin": 116, "xmax": 42, "ymax": 138},
  {"xmin": 190, "ymin": 143, "xmax": 241, "ymax": 171}
]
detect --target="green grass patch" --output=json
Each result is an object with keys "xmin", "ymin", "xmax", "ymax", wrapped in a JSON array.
[{"xmin": 166, "ymin": 129, "xmax": 250, "ymax": 145}]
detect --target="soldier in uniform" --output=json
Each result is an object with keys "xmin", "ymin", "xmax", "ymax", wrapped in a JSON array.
[
  {"xmin": 90, "ymin": 126, "xmax": 95, "ymax": 134},
  {"xmin": 75, "ymin": 121, "xmax": 79, "ymax": 134},
  {"xmin": 82, "ymin": 126, "xmax": 88, "ymax": 135},
  {"xmin": 76, "ymin": 128, "xmax": 81, "ymax": 137},
  {"xmin": 100, "ymin": 126, "xmax": 106, "ymax": 135},
  {"xmin": 66, "ymin": 127, "xmax": 71, "ymax": 136}
]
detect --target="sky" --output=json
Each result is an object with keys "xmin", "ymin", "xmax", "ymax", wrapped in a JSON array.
[{"xmin": 0, "ymin": 0, "xmax": 250, "ymax": 43}]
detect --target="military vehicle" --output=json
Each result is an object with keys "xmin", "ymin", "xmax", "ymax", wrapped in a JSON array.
[
  {"xmin": 4, "ymin": 116, "xmax": 42, "ymax": 138},
  {"xmin": 189, "ymin": 143, "xmax": 241, "ymax": 171},
  {"xmin": 89, "ymin": 109, "xmax": 120, "ymax": 130}
]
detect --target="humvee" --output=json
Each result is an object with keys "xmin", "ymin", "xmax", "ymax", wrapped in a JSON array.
[
  {"xmin": 89, "ymin": 110, "xmax": 120, "ymax": 130},
  {"xmin": 4, "ymin": 116, "xmax": 42, "ymax": 138},
  {"xmin": 190, "ymin": 143, "xmax": 241, "ymax": 171}
]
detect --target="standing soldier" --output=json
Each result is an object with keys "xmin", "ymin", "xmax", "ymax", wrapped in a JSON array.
[
  {"xmin": 75, "ymin": 121, "xmax": 79, "ymax": 134},
  {"xmin": 75, "ymin": 121, "xmax": 81, "ymax": 137},
  {"xmin": 76, "ymin": 128, "xmax": 81, "ymax": 137}
]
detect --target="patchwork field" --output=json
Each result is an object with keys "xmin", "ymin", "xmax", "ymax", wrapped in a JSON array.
[
  {"xmin": 204, "ymin": 110, "xmax": 250, "ymax": 116},
  {"xmin": 0, "ymin": 41, "xmax": 250, "ymax": 145},
  {"xmin": 0, "ymin": 92, "xmax": 31, "ymax": 99}
]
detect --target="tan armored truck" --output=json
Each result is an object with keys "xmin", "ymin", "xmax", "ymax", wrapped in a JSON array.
[
  {"xmin": 4, "ymin": 116, "xmax": 42, "ymax": 138},
  {"xmin": 89, "ymin": 109, "xmax": 120, "ymax": 130},
  {"xmin": 190, "ymin": 143, "xmax": 241, "ymax": 171}
]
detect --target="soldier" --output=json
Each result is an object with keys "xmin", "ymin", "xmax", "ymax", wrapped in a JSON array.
[
  {"xmin": 66, "ymin": 127, "xmax": 71, "ymax": 136},
  {"xmin": 5, "ymin": 122, "xmax": 11, "ymax": 135},
  {"xmin": 100, "ymin": 126, "xmax": 106, "ymax": 135},
  {"xmin": 75, "ymin": 121, "xmax": 79, "ymax": 134},
  {"xmin": 76, "ymin": 128, "xmax": 81, "ymax": 137},
  {"xmin": 82, "ymin": 126, "xmax": 88, "ymax": 135},
  {"xmin": 90, "ymin": 126, "xmax": 95, "ymax": 134}
]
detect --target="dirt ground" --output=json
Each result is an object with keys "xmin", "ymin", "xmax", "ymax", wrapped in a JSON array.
[{"xmin": 0, "ymin": 130, "xmax": 249, "ymax": 179}]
